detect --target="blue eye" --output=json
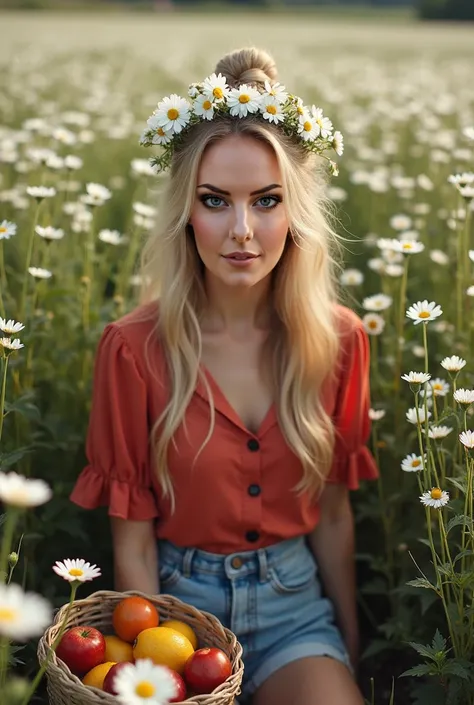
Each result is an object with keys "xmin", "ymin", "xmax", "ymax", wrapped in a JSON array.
[
  {"xmin": 257, "ymin": 196, "xmax": 281, "ymax": 209},
  {"xmin": 200, "ymin": 195, "xmax": 226, "ymax": 208}
]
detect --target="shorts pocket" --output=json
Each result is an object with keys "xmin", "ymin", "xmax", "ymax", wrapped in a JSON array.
[
  {"xmin": 158, "ymin": 561, "xmax": 182, "ymax": 589},
  {"xmin": 268, "ymin": 545, "xmax": 317, "ymax": 594}
]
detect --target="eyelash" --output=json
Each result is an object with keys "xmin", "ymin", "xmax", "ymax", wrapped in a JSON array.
[{"xmin": 199, "ymin": 194, "xmax": 282, "ymax": 210}]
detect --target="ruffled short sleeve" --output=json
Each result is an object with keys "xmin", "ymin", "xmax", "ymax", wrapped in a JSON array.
[
  {"xmin": 70, "ymin": 324, "xmax": 160, "ymax": 521},
  {"xmin": 326, "ymin": 315, "xmax": 379, "ymax": 489}
]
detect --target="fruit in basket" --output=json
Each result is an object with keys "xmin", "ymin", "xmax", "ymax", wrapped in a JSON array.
[
  {"xmin": 161, "ymin": 666, "xmax": 187, "ymax": 702},
  {"xmin": 133, "ymin": 626, "xmax": 194, "ymax": 675},
  {"xmin": 102, "ymin": 661, "xmax": 131, "ymax": 695},
  {"xmin": 82, "ymin": 661, "xmax": 116, "ymax": 689},
  {"xmin": 55, "ymin": 626, "xmax": 106, "ymax": 676},
  {"xmin": 184, "ymin": 647, "xmax": 232, "ymax": 694},
  {"xmin": 112, "ymin": 596, "xmax": 159, "ymax": 643},
  {"xmin": 161, "ymin": 619, "xmax": 198, "ymax": 650},
  {"xmin": 104, "ymin": 634, "xmax": 134, "ymax": 663}
]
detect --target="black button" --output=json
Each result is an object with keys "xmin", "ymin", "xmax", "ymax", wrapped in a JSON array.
[
  {"xmin": 247, "ymin": 438, "xmax": 260, "ymax": 452},
  {"xmin": 246, "ymin": 530, "xmax": 260, "ymax": 542},
  {"xmin": 248, "ymin": 484, "xmax": 261, "ymax": 497}
]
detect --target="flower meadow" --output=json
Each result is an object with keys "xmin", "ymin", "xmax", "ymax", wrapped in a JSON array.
[{"xmin": 1, "ymin": 10, "xmax": 474, "ymax": 705}]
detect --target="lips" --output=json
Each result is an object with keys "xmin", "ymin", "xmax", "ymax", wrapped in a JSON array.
[{"xmin": 223, "ymin": 253, "xmax": 258, "ymax": 260}]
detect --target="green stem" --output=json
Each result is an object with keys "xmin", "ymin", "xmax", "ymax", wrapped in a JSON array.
[
  {"xmin": 19, "ymin": 202, "xmax": 41, "ymax": 321},
  {"xmin": 0, "ymin": 356, "xmax": 8, "ymax": 442},
  {"xmin": 0, "ymin": 509, "xmax": 18, "ymax": 586},
  {"xmin": 395, "ymin": 256, "xmax": 410, "ymax": 391},
  {"xmin": 20, "ymin": 582, "xmax": 79, "ymax": 705}
]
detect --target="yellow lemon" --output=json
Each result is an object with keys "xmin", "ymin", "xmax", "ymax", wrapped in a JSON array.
[
  {"xmin": 104, "ymin": 635, "xmax": 134, "ymax": 663},
  {"xmin": 82, "ymin": 661, "xmax": 116, "ymax": 690},
  {"xmin": 161, "ymin": 619, "xmax": 198, "ymax": 650},
  {"xmin": 133, "ymin": 627, "xmax": 194, "ymax": 675}
]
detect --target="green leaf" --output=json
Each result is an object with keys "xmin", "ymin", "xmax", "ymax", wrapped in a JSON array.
[
  {"xmin": 408, "ymin": 641, "xmax": 438, "ymax": 660},
  {"xmin": 401, "ymin": 664, "xmax": 436, "ymax": 677},
  {"xmin": 407, "ymin": 577, "xmax": 438, "ymax": 591},
  {"xmin": 3, "ymin": 392, "xmax": 40, "ymax": 422},
  {"xmin": 431, "ymin": 629, "xmax": 447, "ymax": 653},
  {"xmin": 443, "ymin": 662, "xmax": 471, "ymax": 680},
  {"xmin": 447, "ymin": 514, "xmax": 473, "ymax": 534},
  {"xmin": 0, "ymin": 447, "xmax": 33, "ymax": 470},
  {"xmin": 447, "ymin": 477, "xmax": 467, "ymax": 494}
]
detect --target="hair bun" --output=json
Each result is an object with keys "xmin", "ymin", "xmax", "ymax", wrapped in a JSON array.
[{"xmin": 214, "ymin": 47, "xmax": 278, "ymax": 90}]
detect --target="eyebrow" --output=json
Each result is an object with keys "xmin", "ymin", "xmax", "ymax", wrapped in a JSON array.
[{"xmin": 197, "ymin": 183, "xmax": 282, "ymax": 196}]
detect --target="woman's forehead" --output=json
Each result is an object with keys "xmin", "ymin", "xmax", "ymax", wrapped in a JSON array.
[{"xmin": 197, "ymin": 135, "xmax": 281, "ymax": 188}]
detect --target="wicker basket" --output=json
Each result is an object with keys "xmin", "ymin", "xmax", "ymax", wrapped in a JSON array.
[{"xmin": 37, "ymin": 590, "xmax": 244, "ymax": 705}]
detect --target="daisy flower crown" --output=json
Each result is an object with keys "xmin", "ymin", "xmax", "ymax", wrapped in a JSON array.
[{"xmin": 139, "ymin": 72, "xmax": 344, "ymax": 175}]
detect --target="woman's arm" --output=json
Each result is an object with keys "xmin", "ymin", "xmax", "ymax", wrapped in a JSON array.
[
  {"xmin": 110, "ymin": 517, "xmax": 160, "ymax": 595},
  {"xmin": 307, "ymin": 484, "xmax": 359, "ymax": 670}
]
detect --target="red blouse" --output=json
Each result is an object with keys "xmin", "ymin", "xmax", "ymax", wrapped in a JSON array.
[{"xmin": 70, "ymin": 302, "xmax": 378, "ymax": 554}]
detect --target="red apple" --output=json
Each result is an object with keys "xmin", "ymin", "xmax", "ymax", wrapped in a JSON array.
[
  {"xmin": 103, "ymin": 661, "xmax": 132, "ymax": 695},
  {"xmin": 56, "ymin": 626, "xmax": 106, "ymax": 676},
  {"xmin": 184, "ymin": 647, "xmax": 232, "ymax": 694},
  {"xmin": 161, "ymin": 666, "xmax": 187, "ymax": 703}
]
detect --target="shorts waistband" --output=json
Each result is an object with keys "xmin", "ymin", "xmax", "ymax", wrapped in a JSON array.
[{"xmin": 158, "ymin": 536, "xmax": 309, "ymax": 581}]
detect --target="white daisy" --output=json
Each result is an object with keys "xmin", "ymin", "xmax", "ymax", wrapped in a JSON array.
[
  {"xmin": 369, "ymin": 409, "xmax": 386, "ymax": 421},
  {"xmin": 362, "ymin": 294, "xmax": 393, "ymax": 311},
  {"xmin": 188, "ymin": 82, "xmax": 200, "ymax": 99},
  {"xmin": 26, "ymin": 186, "xmax": 56, "ymax": 201},
  {"xmin": 441, "ymin": 355, "xmax": 466, "ymax": 372},
  {"xmin": 362, "ymin": 313, "xmax": 385, "ymax": 336},
  {"xmin": 459, "ymin": 185, "xmax": 474, "ymax": 200},
  {"xmin": 131, "ymin": 159, "xmax": 156, "ymax": 177},
  {"xmin": 454, "ymin": 389, "xmax": 474, "ymax": 405},
  {"xmin": 35, "ymin": 226, "xmax": 64, "ymax": 241},
  {"xmin": 263, "ymin": 80, "xmax": 288, "ymax": 104},
  {"xmin": 420, "ymin": 488, "xmax": 449, "ymax": 509},
  {"xmin": 133, "ymin": 202, "xmax": 156, "ymax": 218},
  {"xmin": 460, "ymin": 430, "xmax": 474, "ymax": 449},
  {"xmin": 227, "ymin": 84, "xmax": 261, "ymax": 117},
  {"xmin": 332, "ymin": 131, "xmax": 344, "ymax": 156},
  {"xmin": 340, "ymin": 268, "xmax": 364, "ymax": 286},
  {"xmin": 467, "ymin": 286, "xmax": 474, "ymax": 297},
  {"xmin": 430, "ymin": 250, "xmax": 449, "ymax": 266},
  {"xmin": 98, "ymin": 229, "xmax": 126, "ymax": 246},
  {"xmin": 429, "ymin": 425, "xmax": 453, "ymax": 440},
  {"xmin": 429, "ymin": 378, "xmax": 450, "ymax": 396},
  {"xmin": 28, "ymin": 267, "xmax": 52, "ymax": 279},
  {"xmin": 64, "ymin": 155, "xmax": 83, "ymax": 170},
  {"xmin": 154, "ymin": 94, "xmax": 191, "ymax": 135},
  {"xmin": 376, "ymin": 238, "xmax": 398, "ymax": 252},
  {"xmin": 193, "ymin": 94, "xmax": 216, "ymax": 121},
  {"xmin": 401, "ymin": 372, "xmax": 431, "ymax": 385},
  {"xmin": 390, "ymin": 215, "xmax": 412, "ymax": 231},
  {"xmin": 406, "ymin": 300, "xmax": 442, "ymax": 325},
  {"xmin": 0, "ymin": 471, "xmax": 52, "ymax": 507},
  {"xmin": 0, "ymin": 338, "xmax": 24, "ymax": 352},
  {"xmin": 463, "ymin": 126, "xmax": 474, "ymax": 141},
  {"xmin": 81, "ymin": 182, "xmax": 112, "ymax": 207},
  {"xmin": 406, "ymin": 407, "xmax": 431, "ymax": 425},
  {"xmin": 46, "ymin": 155, "xmax": 65, "ymax": 170},
  {"xmin": 0, "ymin": 220, "xmax": 17, "ymax": 240},
  {"xmin": 260, "ymin": 96, "xmax": 285, "ymax": 125},
  {"xmin": 401, "ymin": 453, "xmax": 425, "ymax": 472},
  {"xmin": 0, "ymin": 583, "xmax": 52, "ymax": 641},
  {"xmin": 52, "ymin": 127, "xmax": 76, "ymax": 146},
  {"xmin": 53, "ymin": 558, "xmax": 101, "ymax": 583},
  {"xmin": 146, "ymin": 115, "xmax": 174, "ymax": 145},
  {"xmin": 202, "ymin": 73, "xmax": 230, "ymax": 103},
  {"xmin": 0, "ymin": 318, "xmax": 24, "ymax": 335},
  {"xmin": 114, "ymin": 658, "xmax": 178, "ymax": 705},
  {"xmin": 394, "ymin": 239, "xmax": 425, "ymax": 255},
  {"xmin": 297, "ymin": 112, "xmax": 320, "ymax": 142},
  {"xmin": 311, "ymin": 107, "xmax": 333, "ymax": 139}
]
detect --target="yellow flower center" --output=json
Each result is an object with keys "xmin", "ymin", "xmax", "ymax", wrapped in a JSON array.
[
  {"xmin": 266, "ymin": 105, "xmax": 277, "ymax": 115},
  {"xmin": 297, "ymin": 105, "xmax": 304, "ymax": 114},
  {"xmin": 402, "ymin": 243, "xmax": 413, "ymax": 250},
  {"xmin": 418, "ymin": 311, "xmax": 431, "ymax": 319},
  {"xmin": 0, "ymin": 228, "xmax": 6, "ymax": 233},
  {"xmin": 431, "ymin": 488, "xmax": 443, "ymax": 500},
  {"xmin": 0, "ymin": 607, "xmax": 17, "ymax": 622},
  {"xmin": 167, "ymin": 108, "xmax": 179, "ymax": 120},
  {"xmin": 213, "ymin": 87, "xmax": 223, "ymax": 99},
  {"xmin": 316, "ymin": 119, "xmax": 323, "ymax": 128},
  {"xmin": 239, "ymin": 94, "xmax": 250, "ymax": 104},
  {"xmin": 303, "ymin": 121, "xmax": 312, "ymax": 132},
  {"xmin": 433, "ymin": 384, "xmax": 442, "ymax": 391},
  {"xmin": 135, "ymin": 681, "xmax": 156, "ymax": 698},
  {"xmin": 157, "ymin": 128, "xmax": 165, "ymax": 136},
  {"xmin": 68, "ymin": 568, "xmax": 84, "ymax": 577},
  {"xmin": 203, "ymin": 100, "xmax": 212, "ymax": 111},
  {"xmin": 368, "ymin": 320, "xmax": 378, "ymax": 329},
  {"xmin": 412, "ymin": 459, "xmax": 421, "ymax": 467}
]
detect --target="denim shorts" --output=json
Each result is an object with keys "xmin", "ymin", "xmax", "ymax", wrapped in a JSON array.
[{"xmin": 158, "ymin": 535, "xmax": 352, "ymax": 701}]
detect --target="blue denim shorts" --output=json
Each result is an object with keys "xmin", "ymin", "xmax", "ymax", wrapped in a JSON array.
[{"xmin": 158, "ymin": 535, "xmax": 352, "ymax": 701}]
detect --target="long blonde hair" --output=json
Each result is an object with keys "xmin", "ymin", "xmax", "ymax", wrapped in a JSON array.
[{"xmin": 140, "ymin": 47, "xmax": 341, "ymax": 508}]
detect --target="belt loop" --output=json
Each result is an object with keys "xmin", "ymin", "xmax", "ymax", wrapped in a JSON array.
[
  {"xmin": 257, "ymin": 548, "xmax": 268, "ymax": 582},
  {"xmin": 182, "ymin": 548, "xmax": 195, "ymax": 578}
]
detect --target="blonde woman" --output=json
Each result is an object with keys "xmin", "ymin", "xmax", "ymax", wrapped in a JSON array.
[{"xmin": 71, "ymin": 47, "xmax": 378, "ymax": 705}]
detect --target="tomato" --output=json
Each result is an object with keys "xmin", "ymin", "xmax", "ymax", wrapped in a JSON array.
[
  {"xmin": 103, "ymin": 661, "xmax": 131, "ymax": 695},
  {"xmin": 112, "ymin": 596, "xmax": 159, "ymax": 643},
  {"xmin": 56, "ymin": 626, "xmax": 106, "ymax": 676},
  {"xmin": 184, "ymin": 647, "xmax": 232, "ymax": 694},
  {"xmin": 161, "ymin": 666, "xmax": 187, "ymax": 703}
]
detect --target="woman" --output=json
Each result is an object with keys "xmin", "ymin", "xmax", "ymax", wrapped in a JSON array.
[{"xmin": 71, "ymin": 46, "xmax": 378, "ymax": 705}]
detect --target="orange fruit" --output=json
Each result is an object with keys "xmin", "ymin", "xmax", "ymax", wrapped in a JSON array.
[
  {"xmin": 82, "ymin": 661, "xmax": 116, "ymax": 689},
  {"xmin": 104, "ymin": 635, "xmax": 134, "ymax": 663},
  {"xmin": 133, "ymin": 626, "xmax": 194, "ymax": 675},
  {"xmin": 112, "ymin": 596, "xmax": 159, "ymax": 643},
  {"xmin": 162, "ymin": 619, "xmax": 198, "ymax": 650}
]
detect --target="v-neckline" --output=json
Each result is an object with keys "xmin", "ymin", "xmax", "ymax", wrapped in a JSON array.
[{"xmin": 195, "ymin": 363, "xmax": 277, "ymax": 438}]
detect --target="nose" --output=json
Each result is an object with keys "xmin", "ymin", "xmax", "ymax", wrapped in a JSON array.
[{"xmin": 230, "ymin": 206, "xmax": 253, "ymax": 243}]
